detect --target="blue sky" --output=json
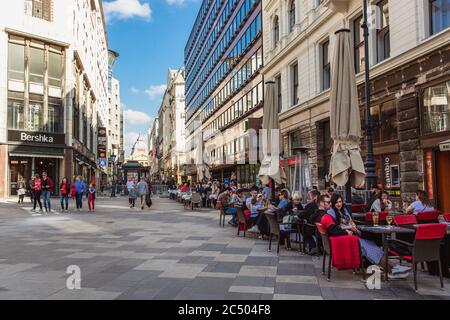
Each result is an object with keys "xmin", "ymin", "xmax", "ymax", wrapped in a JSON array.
[{"xmin": 104, "ymin": 0, "xmax": 201, "ymax": 155}]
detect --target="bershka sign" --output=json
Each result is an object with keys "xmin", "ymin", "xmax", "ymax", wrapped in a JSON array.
[{"xmin": 8, "ymin": 130, "xmax": 65, "ymax": 145}]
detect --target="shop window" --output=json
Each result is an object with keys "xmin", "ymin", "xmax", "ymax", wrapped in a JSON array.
[
  {"xmin": 423, "ymin": 80, "xmax": 450, "ymax": 134},
  {"xmin": 8, "ymin": 43, "xmax": 25, "ymax": 81},
  {"xmin": 28, "ymin": 102, "xmax": 43, "ymax": 131},
  {"xmin": 430, "ymin": 0, "xmax": 450, "ymax": 35}
]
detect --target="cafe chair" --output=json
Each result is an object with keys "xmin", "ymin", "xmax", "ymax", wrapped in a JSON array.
[
  {"xmin": 190, "ymin": 192, "xmax": 202, "ymax": 210},
  {"xmin": 443, "ymin": 213, "xmax": 450, "ymax": 223},
  {"xmin": 365, "ymin": 211, "xmax": 389, "ymax": 224},
  {"xmin": 416, "ymin": 210, "xmax": 441, "ymax": 224},
  {"xmin": 393, "ymin": 215, "xmax": 418, "ymax": 227},
  {"xmin": 352, "ymin": 204, "xmax": 367, "ymax": 214},
  {"xmin": 236, "ymin": 206, "xmax": 247, "ymax": 237},
  {"xmin": 388, "ymin": 223, "xmax": 447, "ymax": 291},
  {"xmin": 266, "ymin": 212, "xmax": 297, "ymax": 254},
  {"xmin": 315, "ymin": 223, "xmax": 364, "ymax": 282}
]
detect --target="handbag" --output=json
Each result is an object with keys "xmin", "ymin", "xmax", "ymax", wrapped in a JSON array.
[
  {"xmin": 282, "ymin": 214, "xmax": 295, "ymax": 224},
  {"xmin": 18, "ymin": 188, "xmax": 26, "ymax": 196}
]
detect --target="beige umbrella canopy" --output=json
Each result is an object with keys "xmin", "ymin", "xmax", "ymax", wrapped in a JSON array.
[
  {"xmin": 329, "ymin": 29, "xmax": 366, "ymax": 188},
  {"xmin": 258, "ymin": 81, "xmax": 287, "ymax": 185}
]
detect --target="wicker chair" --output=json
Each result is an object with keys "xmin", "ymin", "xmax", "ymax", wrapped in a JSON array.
[
  {"xmin": 236, "ymin": 206, "xmax": 247, "ymax": 237},
  {"xmin": 190, "ymin": 192, "xmax": 202, "ymax": 210}
]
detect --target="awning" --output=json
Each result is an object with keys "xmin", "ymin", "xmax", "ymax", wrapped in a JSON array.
[
  {"xmin": 8, "ymin": 145, "xmax": 65, "ymax": 159},
  {"xmin": 440, "ymin": 139, "xmax": 450, "ymax": 152}
]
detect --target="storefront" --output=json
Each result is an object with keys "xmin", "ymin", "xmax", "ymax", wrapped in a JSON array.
[
  {"xmin": 72, "ymin": 139, "xmax": 97, "ymax": 185},
  {"xmin": 6, "ymin": 130, "xmax": 65, "ymax": 196}
]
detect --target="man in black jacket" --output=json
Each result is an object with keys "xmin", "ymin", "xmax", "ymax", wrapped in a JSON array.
[{"xmin": 303, "ymin": 194, "xmax": 331, "ymax": 255}]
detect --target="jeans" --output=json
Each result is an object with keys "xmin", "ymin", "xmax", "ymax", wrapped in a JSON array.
[
  {"xmin": 76, "ymin": 193, "xmax": 83, "ymax": 209},
  {"xmin": 60, "ymin": 194, "xmax": 69, "ymax": 210},
  {"xmin": 43, "ymin": 190, "xmax": 51, "ymax": 211},
  {"xmin": 225, "ymin": 207, "xmax": 237, "ymax": 224}
]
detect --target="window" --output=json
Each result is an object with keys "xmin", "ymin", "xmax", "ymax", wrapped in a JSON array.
[
  {"xmin": 321, "ymin": 40, "xmax": 330, "ymax": 90},
  {"xmin": 29, "ymin": 47, "xmax": 44, "ymax": 84},
  {"xmin": 423, "ymin": 80, "xmax": 450, "ymax": 134},
  {"xmin": 353, "ymin": 15, "xmax": 365, "ymax": 73},
  {"xmin": 291, "ymin": 63, "xmax": 299, "ymax": 106},
  {"xmin": 28, "ymin": 100, "xmax": 43, "ymax": 131},
  {"xmin": 377, "ymin": 0, "xmax": 390, "ymax": 63},
  {"xmin": 48, "ymin": 51, "xmax": 63, "ymax": 87},
  {"xmin": 380, "ymin": 100, "xmax": 397, "ymax": 141},
  {"xmin": 275, "ymin": 75, "xmax": 282, "ymax": 113},
  {"xmin": 30, "ymin": 0, "xmax": 52, "ymax": 22},
  {"xmin": 288, "ymin": 0, "xmax": 296, "ymax": 33},
  {"xmin": 273, "ymin": 16, "xmax": 280, "ymax": 48},
  {"xmin": 430, "ymin": 0, "xmax": 450, "ymax": 35},
  {"xmin": 8, "ymin": 43, "xmax": 25, "ymax": 81},
  {"xmin": 7, "ymin": 98, "xmax": 24, "ymax": 129}
]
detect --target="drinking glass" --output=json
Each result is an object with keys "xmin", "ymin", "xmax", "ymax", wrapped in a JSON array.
[
  {"xmin": 372, "ymin": 212, "xmax": 379, "ymax": 226},
  {"xmin": 386, "ymin": 215, "xmax": 393, "ymax": 227}
]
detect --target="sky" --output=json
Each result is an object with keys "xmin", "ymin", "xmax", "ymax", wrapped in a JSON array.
[{"xmin": 104, "ymin": 0, "xmax": 201, "ymax": 156}]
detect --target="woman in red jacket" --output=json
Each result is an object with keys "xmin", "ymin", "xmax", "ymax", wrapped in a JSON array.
[{"xmin": 32, "ymin": 174, "xmax": 43, "ymax": 212}]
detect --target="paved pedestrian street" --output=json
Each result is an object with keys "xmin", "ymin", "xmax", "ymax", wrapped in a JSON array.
[{"xmin": 0, "ymin": 197, "xmax": 448, "ymax": 300}]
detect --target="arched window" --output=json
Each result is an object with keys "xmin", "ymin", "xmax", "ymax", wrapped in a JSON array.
[
  {"xmin": 288, "ymin": 0, "xmax": 295, "ymax": 32},
  {"xmin": 273, "ymin": 16, "xmax": 280, "ymax": 48}
]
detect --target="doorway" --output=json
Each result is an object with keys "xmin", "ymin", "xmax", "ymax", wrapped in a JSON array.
[
  {"xmin": 436, "ymin": 150, "xmax": 450, "ymax": 213},
  {"xmin": 9, "ymin": 157, "xmax": 32, "ymax": 195}
]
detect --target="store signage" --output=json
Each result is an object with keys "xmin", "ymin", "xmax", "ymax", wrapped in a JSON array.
[
  {"xmin": 384, "ymin": 157, "xmax": 391, "ymax": 189},
  {"xmin": 8, "ymin": 130, "xmax": 65, "ymax": 145},
  {"xmin": 97, "ymin": 126, "xmax": 107, "ymax": 164},
  {"xmin": 439, "ymin": 139, "xmax": 450, "ymax": 152}
]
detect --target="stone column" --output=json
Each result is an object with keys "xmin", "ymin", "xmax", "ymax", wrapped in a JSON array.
[{"xmin": 397, "ymin": 93, "xmax": 421, "ymax": 204}]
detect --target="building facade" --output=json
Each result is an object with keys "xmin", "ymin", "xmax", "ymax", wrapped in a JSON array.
[
  {"xmin": 262, "ymin": 0, "xmax": 449, "ymax": 210},
  {"xmin": 0, "ymin": 0, "xmax": 109, "ymax": 197},
  {"xmin": 185, "ymin": 0, "xmax": 264, "ymax": 184}
]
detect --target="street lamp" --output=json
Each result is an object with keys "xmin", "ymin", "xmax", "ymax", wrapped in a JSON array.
[{"xmin": 326, "ymin": 0, "xmax": 377, "ymax": 190}]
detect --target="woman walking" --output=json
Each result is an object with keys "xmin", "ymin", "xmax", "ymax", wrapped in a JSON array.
[
  {"xmin": 17, "ymin": 175, "xmax": 26, "ymax": 204},
  {"xmin": 41, "ymin": 172, "xmax": 54, "ymax": 213},
  {"xmin": 128, "ymin": 184, "xmax": 137, "ymax": 208},
  {"xmin": 59, "ymin": 178, "xmax": 70, "ymax": 212},
  {"xmin": 87, "ymin": 183, "xmax": 96, "ymax": 212},
  {"xmin": 74, "ymin": 176, "xmax": 86, "ymax": 211},
  {"xmin": 31, "ymin": 174, "xmax": 43, "ymax": 213}
]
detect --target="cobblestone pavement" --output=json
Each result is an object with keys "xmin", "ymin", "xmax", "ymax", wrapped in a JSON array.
[{"xmin": 0, "ymin": 196, "xmax": 449, "ymax": 300}]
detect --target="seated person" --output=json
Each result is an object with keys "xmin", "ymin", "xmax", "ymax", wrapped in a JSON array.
[
  {"xmin": 370, "ymin": 190, "xmax": 393, "ymax": 212},
  {"xmin": 287, "ymin": 192, "xmax": 304, "ymax": 214},
  {"xmin": 246, "ymin": 191, "xmax": 263, "ymax": 232},
  {"xmin": 405, "ymin": 190, "xmax": 435, "ymax": 215},
  {"xmin": 321, "ymin": 194, "xmax": 410, "ymax": 278},
  {"xmin": 218, "ymin": 187, "xmax": 237, "ymax": 226},
  {"xmin": 300, "ymin": 190, "xmax": 320, "ymax": 221}
]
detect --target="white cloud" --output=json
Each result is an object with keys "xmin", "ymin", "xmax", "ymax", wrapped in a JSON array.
[
  {"xmin": 145, "ymin": 84, "xmax": 167, "ymax": 100},
  {"xmin": 123, "ymin": 109, "xmax": 152, "ymax": 126},
  {"xmin": 130, "ymin": 87, "xmax": 140, "ymax": 94},
  {"xmin": 124, "ymin": 131, "xmax": 141, "ymax": 155},
  {"xmin": 165, "ymin": 0, "xmax": 186, "ymax": 5},
  {"xmin": 104, "ymin": 0, "xmax": 152, "ymax": 22}
]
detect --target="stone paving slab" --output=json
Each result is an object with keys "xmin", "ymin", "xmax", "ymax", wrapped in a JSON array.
[{"xmin": 0, "ymin": 197, "xmax": 449, "ymax": 300}]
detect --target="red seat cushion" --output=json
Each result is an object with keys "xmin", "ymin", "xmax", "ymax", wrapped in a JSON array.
[
  {"xmin": 415, "ymin": 223, "xmax": 447, "ymax": 240},
  {"xmin": 443, "ymin": 213, "xmax": 450, "ymax": 223},
  {"xmin": 393, "ymin": 214, "xmax": 417, "ymax": 226},
  {"xmin": 417, "ymin": 210, "xmax": 441, "ymax": 222},
  {"xmin": 388, "ymin": 249, "xmax": 412, "ymax": 261}
]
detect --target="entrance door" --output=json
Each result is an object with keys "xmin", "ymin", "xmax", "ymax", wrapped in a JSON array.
[
  {"xmin": 436, "ymin": 150, "xmax": 450, "ymax": 213},
  {"xmin": 35, "ymin": 158, "xmax": 58, "ymax": 190},
  {"xmin": 9, "ymin": 157, "xmax": 32, "ymax": 195}
]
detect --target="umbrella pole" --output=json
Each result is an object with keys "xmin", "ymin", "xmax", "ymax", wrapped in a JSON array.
[{"xmin": 345, "ymin": 180, "xmax": 352, "ymax": 217}]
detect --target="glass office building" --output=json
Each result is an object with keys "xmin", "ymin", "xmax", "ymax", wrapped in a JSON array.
[{"xmin": 184, "ymin": 0, "xmax": 263, "ymax": 183}]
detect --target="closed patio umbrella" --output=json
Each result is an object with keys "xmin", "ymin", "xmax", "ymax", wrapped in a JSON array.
[
  {"xmin": 258, "ymin": 81, "xmax": 287, "ymax": 186},
  {"xmin": 329, "ymin": 29, "xmax": 366, "ymax": 188}
]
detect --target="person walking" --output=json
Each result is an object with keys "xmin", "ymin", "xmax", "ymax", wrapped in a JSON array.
[
  {"xmin": 41, "ymin": 172, "xmax": 54, "ymax": 213},
  {"xmin": 59, "ymin": 177, "xmax": 71, "ymax": 212},
  {"xmin": 74, "ymin": 176, "xmax": 86, "ymax": 211},
  {"xmin": 128, "ymin": 184, "xmax": 137, "ymax": 208},
  {"xmin": 31, "ymin": 174, "xmax": 43, "ymax": 213},
  {"xmin": 87, "ymin": 183, "xmax": 96, "ymax": 212},
  {"xmin": 110, "ymin": 180, "xmax": 116, "ymax": 197},
  {"xmin": 137, "ymin": 177, "xmax": 149, "ymax": 210},
  {"xmin": 16, "ymin": 175, "xmax": 26, "ymax": 204},
  {"xmin": 29, "ymin": 176, "xmax": 35, "ymax": 204}
]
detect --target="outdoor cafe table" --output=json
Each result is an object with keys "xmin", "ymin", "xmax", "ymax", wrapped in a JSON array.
[{"xmin": 357, "ymin": 225, "xmax": 415, "ymax": 281}]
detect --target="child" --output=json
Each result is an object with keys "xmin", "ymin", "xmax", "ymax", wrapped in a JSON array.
[
  {"xmin": 128, "ymin": 185, "xmax": 137, "ymax": 208},
  {"xmin": 87, "ymin": 183, "xmax": 96, "ymax": 212}
]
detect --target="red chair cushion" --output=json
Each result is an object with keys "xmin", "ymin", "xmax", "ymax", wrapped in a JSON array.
[
  {"xmin": 352, "ymin": 204, "xmax": 367, "ymax": 213},
  {"xmin": 315, "ymin": 222, "xmax": 327, "ymax": 235},
  {"xmin": 388, "ymin": 249, "xmax": 412, "ymax": 261},
  {"xmin": 415, "ymin": 223, "xmax": 447, "ymax": 240},
  {"xmin": 393, "ymin": 214, "xmax": 417, "ymax": 226},
  {"xmin": 417, "ymin": 210, "xmax": 441, "ymax": 222},
  {"xmin": 365, "ymin": 211, "xmax": 389, "ymax": 222},
  {"xmin": 443, "ymin": 213, "xmax": 450, "ymax": 223}
]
